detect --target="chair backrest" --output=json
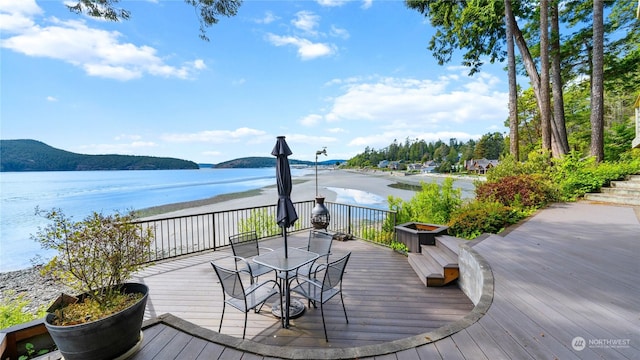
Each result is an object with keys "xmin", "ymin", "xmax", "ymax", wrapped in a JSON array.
[
  {"xmin": 322, "ymin": 252, "xmax": 350, "ymax": 292},
  {"xmin": 229, "ymin": 231, "xmax": 259, "ymax": 259},
  {"xmin": 211, "ymin": 262, "xmax": 246, "ymax": 301},
  {"xmin": 307, "ymin": 230, "xmax": 333, "ymax": 260}
]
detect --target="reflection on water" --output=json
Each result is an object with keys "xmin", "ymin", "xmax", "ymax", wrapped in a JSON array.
[{"xmin": 327, "ymin": 187, "xmax": 387, "ymax": 209}]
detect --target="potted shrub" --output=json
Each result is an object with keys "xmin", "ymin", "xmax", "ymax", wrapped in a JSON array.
[{"xmin": 32, "ymin": 207, "xmax": 153, "ymax": 360}]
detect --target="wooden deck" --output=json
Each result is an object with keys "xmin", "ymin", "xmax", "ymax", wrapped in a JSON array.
[
  {"xmin": 37, "ymin": 202, "xmax": 638, "ymax": 360},
  {"xmin": 133, "ymin": 234, "xmax": 474, "ymax": 349}
]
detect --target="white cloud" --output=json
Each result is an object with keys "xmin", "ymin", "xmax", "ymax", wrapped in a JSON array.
[
  {"xmin": 292, "ymin": 11, "xmax": 319, "ymax": 35},
  {"xmin": 46, "ymin": 96, "xmax": 58, "ymax": 102},
  {"xmin": 308, "ymin": 72, "xmax": 508, "ymax": 150},
  {"xmin": 0, "ymin": 6, "xmax": 205, "ymax": 80},
  {"xmin": 316, "ymin": 0, "xmax": 348, "ymax": 7},
  {"xmin": 300, "ymin": 114, "xmax": 323, "ymax": 126},
  {"xmin": 0, "ymin": 0, "xmax": 41, "ymax": 33},
  {"xmin": 162, "ymin": 127, "xmax": 267, "ymax": 143},
  {"xmin": 361, "ymin": 0, "xmax": 373, "ymax": 9},
  {"xmin": 330, "ymin": 25, "xmax": 349, "ymax": 39},
  {"xmin": 324, "ymin": 75, "xmax": 506, "ymax": 126},
  {"xmin": 255, "ymin": 11, "xmax": 278, "ymax": 24},
  {"xmin": 115, "ymin": 134, "xmax": 142, "ymax": 141},
  {"xmin": 266, "ymin": 34, "xmax": 335, "ymax": 60},
  {"xmin": 285, "ymin": 133, "xmax": 337, "ymax": 146}
]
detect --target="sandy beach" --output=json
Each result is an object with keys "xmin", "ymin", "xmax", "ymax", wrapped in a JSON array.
[{"xmin": 138, "ymin": 169, "xmax": 478, "ymax": 219}]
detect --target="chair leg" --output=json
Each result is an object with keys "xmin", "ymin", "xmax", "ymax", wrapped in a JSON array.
[
  {"xmin": 242, "ymin": 312, "xmax": 248, "ymax": 339},
  {"xmin": 320, "ymin": 302, "xmax": 328, "ymax": 342},
  {"xmin": 340, "ymin": 292, "xmax": 349, "ymax": 323},
  {"xmin": 219, "ymin": 302, "xmax": 226, "ymax": 333}
]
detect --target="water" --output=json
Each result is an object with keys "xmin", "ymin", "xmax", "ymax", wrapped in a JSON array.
[
  {"xmin": 329, "ymin": 187, "xmax": 387, "ymax": 209},
  {"xmin": 0, "ymin": 168, "xmax": 313, "ymax": 272}
]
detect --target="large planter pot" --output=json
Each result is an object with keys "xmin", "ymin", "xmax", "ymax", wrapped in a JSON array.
[
  {"xmin": 44, "ymin": 282, "xmax": 148, "ymax": 360},
  {"xmin": 395, "ymin": 222, "xmax": 448, "ymax": 253}
]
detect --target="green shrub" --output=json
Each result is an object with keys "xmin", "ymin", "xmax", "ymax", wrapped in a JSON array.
[
  {"xmin": 448, "ymin": 200, "xmax": 529, "ymax": 239},
  {"xmin": 238, "ymin": 208, "xmax": 281, "ymax": 237},
  {"xmin": 0, "ymin": 292, "xmax": 47, "ymax": 329},
  {"xmin": 359, "ymin": 226, "xmax": 395, "ymax": 245},
  {"xmin": 486, "ymin": 150, "xmax": 553, "ymax": 181},
  {"xmin": 475, "ymin": 174, "xmax": 558, "ymax": 209},
  {"xmin": 548, "ymin": 152, "xmax": 640, "ymax": 200},
  {"xmin": 387, "ymin": 177, "xmax": 462, "ymax": 225},
  {"xmin": 389, "ymin": 241, "xmax": 409, "ymax": 253},
  {"xmin": 488, "ymin": 150, "xmax": 640, "ymax": 202}
]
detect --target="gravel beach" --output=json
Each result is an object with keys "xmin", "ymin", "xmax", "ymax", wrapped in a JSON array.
[{"xmin": 0, "ymin": 169, "xmax": 476, "ymax": 316}]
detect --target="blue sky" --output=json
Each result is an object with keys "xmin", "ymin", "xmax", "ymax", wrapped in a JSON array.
[{"xmin": 1, "ymin": 0, "xmax": 510, "ymax": 164}]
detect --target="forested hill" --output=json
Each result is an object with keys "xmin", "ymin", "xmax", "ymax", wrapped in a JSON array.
[
  {"xmin": 214, "ymin": 157, "xmax": 342, "ymax": 168},
  {"xmin": 0, "ymin": 139, "xmax": 199, "ymax": 172}
]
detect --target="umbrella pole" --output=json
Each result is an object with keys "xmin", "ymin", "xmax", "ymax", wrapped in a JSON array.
[{"xmin": 283, "ymin": 227, "xmax": 288, "ymax": 258}]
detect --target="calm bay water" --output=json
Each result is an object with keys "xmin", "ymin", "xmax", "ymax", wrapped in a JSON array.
[{"xmin": 0, "ymin": 168, "xmax": 312, "ymax": 272}]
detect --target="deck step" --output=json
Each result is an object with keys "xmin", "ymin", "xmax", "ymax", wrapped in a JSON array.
[
  {"xmin": 584, "ymin": 175, "xmax": 640, "ymax": 206},
  {"xmin": 600, "ymin": 187, "xmax": 640, "ymax": 196},
  {"xmin": 611, "ymin": 180, "xmax": 640, "ymax": 190},
  {"xmin": 408, "ymin": 242, "xmax": 460, "ymax": 287},
  {"xmin": 435, "ymin": 235, "xmax": 465, "ymax": 259},
  {"xmin": 583, "ymin": 193, "xmax": 640, "ymax": 206},
  {"xmin": 408, "ymin": 252, "xmax": 443, "ymax": 286}
]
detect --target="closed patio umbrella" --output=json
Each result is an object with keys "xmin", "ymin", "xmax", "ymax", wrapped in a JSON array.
[{"xmin": 271, "ymin": 136, "xmax": 298, "ymax": 258}]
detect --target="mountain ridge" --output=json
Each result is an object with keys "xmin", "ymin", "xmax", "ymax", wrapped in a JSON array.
[
  {"xmin": 0, "ymin": 139, "xmax": 199, "ymax": 172},
  {"xmin": 213, "ymin": 157, "xmax": 342, "ymax": 168}
]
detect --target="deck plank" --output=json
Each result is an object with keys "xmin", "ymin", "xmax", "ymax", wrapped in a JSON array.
[
  {"xmin": 130, "ymin": 324, "xmax": 180, "ymax": 360},
  {"xmin": 174, "ymin": 337, "xmax": 209, "ymax": 360},
  {"xmin": 449, "ymin": 329, "xmax": 488, "ymax": 360},
  {"xmin": 194, "ymin": 342, "xmax": 226, "ymax": 360}
]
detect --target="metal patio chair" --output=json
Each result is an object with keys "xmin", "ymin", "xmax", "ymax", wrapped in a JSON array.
[
  {"xmin": 295, "ymin": 230, "xmax": 334, "ymax": 279},
  {"xmin": 276, "ymin": 229, "xmax": 333, "ymax": 282},
  {"xmin": 211, "ymin": 261, "xmax": 283, "ymax": 339},
  {"xmin": 229, "ymin": 231, "xmax": 274, "ymax": 284},
  {"xmin": 289, "ymin": 252, "xmax": 351, "ymax": 342}
]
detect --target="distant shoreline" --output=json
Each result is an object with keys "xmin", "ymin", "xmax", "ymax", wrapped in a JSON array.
[{"xmin": 134, "ymin": 169, "xmax": 478, "ymax": 219}]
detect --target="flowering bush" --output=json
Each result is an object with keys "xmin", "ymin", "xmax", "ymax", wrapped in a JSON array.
[{"xmin": 475, "ymin": 174, "xmax": 558, "ymax": 208}]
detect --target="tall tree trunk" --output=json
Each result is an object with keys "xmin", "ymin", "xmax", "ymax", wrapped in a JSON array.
[
  {"xmin": 507, "ymin": 6, "xmax": 550, "ymax": 154},
  {"xmin": 591, "ymin": 0, "xmax": 605, "ymax": 162},
  {"xmin": 505, "ymin": 0, "xmax": 519, "ymax": 160},
  {"xmin": 550, "ymin": 1, "xmax": 570, "ymax": 156},
  {"xmin": 540, "ymin": 0, "xmax": 552, "ymax": 152}
]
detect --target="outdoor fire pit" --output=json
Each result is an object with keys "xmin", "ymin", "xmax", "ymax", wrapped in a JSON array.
[{"xmin": 394, "ymin": 222, "xmax": 449, "ymax": 253}]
